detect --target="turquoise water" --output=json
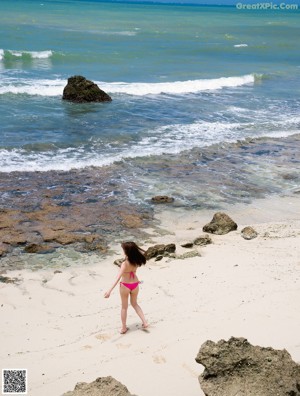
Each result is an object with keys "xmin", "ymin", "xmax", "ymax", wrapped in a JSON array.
[{"xmin": 0, "ymin": 0, "xmax": 299, "ymax": 193}]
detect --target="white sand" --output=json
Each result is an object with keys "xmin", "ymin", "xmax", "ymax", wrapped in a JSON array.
[{"xmin": 1, "ymin": 195, "xmax": 300, "ymax": 396}]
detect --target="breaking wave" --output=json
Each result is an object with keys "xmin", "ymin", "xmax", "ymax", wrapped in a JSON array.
[{"xmin": 0, "ymin": 74, "xmax": 256, "ymax": 96}]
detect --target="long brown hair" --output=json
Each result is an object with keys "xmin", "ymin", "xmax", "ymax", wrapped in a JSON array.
[{"xmin": 121, "ymin": 241, "xmax": 146, "ymax": 266}]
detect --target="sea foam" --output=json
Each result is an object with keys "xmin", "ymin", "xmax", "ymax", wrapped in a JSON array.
[
  {"xmin": 0, "ymin": 117, "xmax": 298, "ymax": 173},
  {"xmin": 0, "ymin": 49, "xmax": 53, "ymax": 59},
  {"xmin": 101, "ymin": 75, "xmax": 255, "ymax": 96},
  {"xmin": 0, "ymin": 78, "xmax": 65, "ymax": 96},
  {"xmin": 0, "ymin": 74, "xmax": 255, "ymax": 96}
]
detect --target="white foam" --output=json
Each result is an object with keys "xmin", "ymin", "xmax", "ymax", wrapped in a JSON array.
[
  {"xmin": 0, "ymin": 49, "xmax": 4, "ymax": 60},
  {"xmin": 100, "ymin": 74, "xmax": 255, "ymax": 96},
  {"xmin": 110, "ymin": 31, "xmax": 137, "ymax": 36},
  {"xmin": 1, "ymin": 117, "xmax": 299, "ymax": 173},
  {"xmin": 234, "ymin": 44, "xmax": 248, "ymax": 48},
  {"xmin": 0, "ymin": 78, "xmax": 65, "ymax": 96},
  {"xmin": 1, "ymin": 49, "xmax": 53, "ymax": 59},
  {"xmin": 28, "ymin": 50, "xmax": 53, "ymax": 59},
  {"xmin": 0, "ymin": 74, "xmax": 255, "ymax": 97}
]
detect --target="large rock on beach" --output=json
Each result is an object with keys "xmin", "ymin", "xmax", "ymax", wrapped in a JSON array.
[
  {"xmin": 62, "ymin": 75, "xmax": 112, "ymax": 103},
  {"xmin": 195, "ymin": 337, "xmax": 300, "ymax": 396},
  {"xmin": 203, "ymin": 212, "xmax": 237, "ymax": 235},
  {"xmin": 62, "ymin": 376, "xmax": 134, "ymax": 396}
]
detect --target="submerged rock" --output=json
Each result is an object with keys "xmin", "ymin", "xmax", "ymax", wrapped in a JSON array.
[
  {"xmin": 203, "ymin": 212, "xmax": 237, "ymax": 235},
  {"xmin": 151, "ymin": 195, "xmax": 174, "ymax": 204},
  {"xmin": 62, "ymin": 376, "xmax": 134, "ymax": 396},
  {"xmin": 62, "ymin": 75, "xmax": 112, "ymax": 103},
  {"xmin": 195, "ymin": 337, "xmax": 300, "ymax": 396},
  {"xmin": 241, "ymin": 226, "xmax": 258, "ymax": 240}
]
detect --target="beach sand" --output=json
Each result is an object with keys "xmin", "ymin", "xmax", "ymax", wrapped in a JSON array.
[{"xmin": 1, "ymin": 195, "xmax": 300, "ymax": 396}]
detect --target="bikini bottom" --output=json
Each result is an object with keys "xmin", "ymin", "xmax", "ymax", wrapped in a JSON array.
[{"xmin": 120, "ymin": 282, "xmax": 140, "ymax": 291}]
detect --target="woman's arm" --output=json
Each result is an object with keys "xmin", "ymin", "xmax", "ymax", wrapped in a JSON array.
[{"xmin": 104, "ymin": 261, "xmax": 126, "ymax": 298}]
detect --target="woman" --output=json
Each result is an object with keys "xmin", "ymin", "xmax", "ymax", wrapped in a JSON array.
[{"xmin": 104, "ymin": 241, "xmax": 148, "ymax": 334}]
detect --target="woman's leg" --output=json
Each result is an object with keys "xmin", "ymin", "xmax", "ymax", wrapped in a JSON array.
[
  {"xmin": 130, "ymin": 287, "xmax": 148, "ymax": 328},
  {"xmin": 119, "ymin": 285, "xmax": 130, "ymax": 333}
]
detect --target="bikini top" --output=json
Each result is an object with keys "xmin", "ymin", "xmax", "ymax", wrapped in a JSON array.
[{"xmin": 124, "ymin": 271, "xmax": 136, "ymax": 279}]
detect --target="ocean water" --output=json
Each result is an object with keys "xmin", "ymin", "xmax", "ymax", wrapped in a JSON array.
[{"xmin": 0, "ymin": 0, "xmax": 300, "ymax": 222}]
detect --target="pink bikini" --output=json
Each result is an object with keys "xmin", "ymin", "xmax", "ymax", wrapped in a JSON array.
[{"xmin": 120, "ymin": 271, "xmax": 140, "ymax": 291}]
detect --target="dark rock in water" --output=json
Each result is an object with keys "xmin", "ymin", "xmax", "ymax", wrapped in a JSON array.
[
  {"xmin": 241, "ymin": 226, "xmax": 258, "ymax": 240},
  {"xmin": 62, "ymin": 75, "xmax": 112, "ymax": 103},
  {"xmin": 62, "ymin": 376, "xmax": 134, "ymax": 396},
  {"xmin": 193, "ymin": 234, "xmax": 212, "ymax": 246},
  {"xmin": 203, "ymin": 212, "xmax": 237, "ymax": 235},
  {"xmin": 145, "ymin": 243, "xmax": 176, "ymax": 259},
  {"xmin": 151, "ymin": 196, "xmax": 174, "ymax": 204},
  {"xmin": 195, "ymin": 337, "xmax": 300, "ymax": 396}
]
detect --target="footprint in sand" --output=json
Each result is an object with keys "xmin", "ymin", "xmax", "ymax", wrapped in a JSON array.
[
  {"xmin": 116, "ymin": 343, "xmax": 131, "ymax": 349},
  {"xmin": 95, "ymin": 333, "xmax": 112, "ymax": 342},
  {"xmin": 152, "ymin": 355, "xmax": 166, "ymax": 364},
  {"xmin": 82, "ymin": 345, "xmax": 93, "ymax": 350}
]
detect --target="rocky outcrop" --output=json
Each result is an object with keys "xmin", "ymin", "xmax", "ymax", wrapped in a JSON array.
[
  {"xmin": 203, "ymin": 213, "xmax": 237, "ymax": 235},
  {"xmin": 195, "ymin": 337, "xmax": 300, "ymax": 396},
  {"xmin": 145, "ymin": 243, "xmax": 176, "ymax": 259},
  {"xmin": 62, "ymin": 376, "xmax": 134, "ymax": 396},
  {"xmin": 151, "ymin": 195, "xmax": 174, "ymax": 204},
  {"xmin": 241, "ymin": 226, "xmax": 258, "ymax": 240},
  {"xmin": 62, "ymin": 75, "xmax": 112, "ymax": 103},
  {"xmin": 0, "ymin": 167, "xmax": 154, "ymax": 264}
]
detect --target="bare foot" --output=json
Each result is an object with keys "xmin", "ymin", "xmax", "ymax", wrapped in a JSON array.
[
  {"xmin": 120, "ymin": 327, "xmax": 129, "ymax": 334},
  {"xmin": 142, "ymin": 323, "xmax": 149, "ymax": 330}
]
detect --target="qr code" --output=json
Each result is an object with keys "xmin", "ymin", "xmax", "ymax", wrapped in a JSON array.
[{"xmin": 2, "ymin": 369, "xmax": 27, "ymax": 394}]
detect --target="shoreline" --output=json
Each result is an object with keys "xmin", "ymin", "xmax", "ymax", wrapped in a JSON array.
[
  {"xmin": 1, "ymin": 194, "xmax": 300, "ymax": 396},
  {"xmin": 1, "ymin": 132, "xmax": 300, "ymax": 266}
]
